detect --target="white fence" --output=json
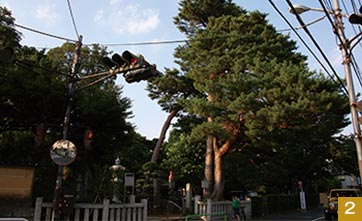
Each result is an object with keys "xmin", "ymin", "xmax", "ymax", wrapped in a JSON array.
[
  {"xmin": 194, "ymin": 195, "xmax": 252, "ymax": 220},
  {"xmin": 33, "ymin": 197, "xmax": 147, "ymax": 221}
]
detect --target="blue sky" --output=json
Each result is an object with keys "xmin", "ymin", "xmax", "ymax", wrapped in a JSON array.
[{"xmin": 1, "ymin": 0, "xmax": 361, "ymax": 139}]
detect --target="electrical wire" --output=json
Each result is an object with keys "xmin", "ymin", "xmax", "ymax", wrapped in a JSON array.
[
  {"xmin": 15, "ymin": 59, "xmax": 68, "ymax": 77},
  {"xmin": 319, "ymin": 0, "xmax": 362, "ymax": 90},
  {"xmin": 277, "ymin": 15, "xmax": 327, "ymax": 32},
  {"xmin": 347, "ymin": 0, "xmax": 362, "ymax": 88},
  {"xmin": 288, "ymin": 0, "xmax": 348, "ymax": 96},
  {"xmin": 318, "ymin": 1, "xmax": 349, "ymax": 57},
  {"xmin": 11, "ymin": 0, "xmax": 357, "ymax": 98},
  {"xmin": 345, "ymin": 0, "xmax": 362, "ymax": 37},
  {"xmin": 66, "ymin": 0, "xmax": 80, "ymax": 40},
  {"xmin": 338, "ymin": 0, "xmax": 362, "ymax": 86},
  {"xmin": 88, "ymin": 39, "xmax": 188, "ymax": 47},
  {"xmin": 15, "ymin": 23, "xmax": 77, "ymax": 43},
  {"xmin": 269, "ymin": 0, "xmax": 348, "ymax": 97},
  {"xmin": 14, "ymin": 22, "xmax": 187, "ymax": 47},
  {"xmin": 350, "ymin": 0, "xmax": 362, "ymax": 44}
]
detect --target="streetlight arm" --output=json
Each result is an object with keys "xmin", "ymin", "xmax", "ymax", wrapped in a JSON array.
[
  {"xmin": 289, "ymin": 3, "xmax": 348, "ymax": 18},
  {"xmin": 289, "ymin": 4, "xmax": 331, "ymax": 14}
]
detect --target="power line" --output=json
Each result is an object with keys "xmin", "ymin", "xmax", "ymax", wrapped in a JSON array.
[
  {"xmin": 288, "ymin": 0, "xmax": 348, "ymax": 96},
  {"xmin": 15, "ymin": 59, "xmax": 68, "ymax": 77},
  {"xmin": 66, "ymin": 0, "xmax": 80, "ymax": 40},
  {"xmin": 15, "ymin": 23, "xmax": 77, "ymax": 43},
  {"xmin": 277, "ymin": 15, "xmax": 327, "ymax": 32},
  {"xmin": 268, "ymin": 0, "xmax": 348, "ymax": 97},
  {"xmin": 345, "ymin": 0, "xmax": 362, "ymax": 88},
  {"xmin": 319, "ymin": 0, "xmax": 362, "ymax": 90},
  {"xmin": 89, "ymin": 39, "xmax": 188, "ymax": 47},
  {"xmin": 14, "ymin": 23, "xmax": 188, "ymax": 47}
]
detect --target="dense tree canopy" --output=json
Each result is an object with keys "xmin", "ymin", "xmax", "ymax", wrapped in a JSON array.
[
  {"xmin": 165, "ymin": 0, "xmax": 350, "ymax": 199},
  {"xmin": 0, "ymin": 1, "xmax": 357, "ymax": 206},
  {"xmin": 0, "ymin": 6, "xmax": 152, "ymax": 200}
]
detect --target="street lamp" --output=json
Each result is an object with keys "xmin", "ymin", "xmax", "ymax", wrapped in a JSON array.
[
  {"xmin": 289, "ymin": 3, "xmax": 349, "ymax": 18},
  {"xmin": 288, "ymin": 4, "xmax": 329, "ymax": 14},
  {"xmin": 289, "ymin": 1, "xmax": 362, "ymax": 188}
]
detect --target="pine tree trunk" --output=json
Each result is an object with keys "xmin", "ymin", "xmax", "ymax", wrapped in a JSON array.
[
  {"xmin": 151, "ymin": 107, "xmax": 180, "ymax": 162},
  {"xmin": 211, "ymin": 135, "xmax": 238, "ymax": 200},
  {"xmin": 211, "ymin": 149, "xmax": 224, "ymax": 200},
  {"xmin": 204, "ymin": 135, "xmax": 214, "ymax": 197}
]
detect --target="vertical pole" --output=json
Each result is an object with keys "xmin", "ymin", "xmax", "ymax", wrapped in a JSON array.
[
  {"xmin": 142, "ymin": 199, "xmax": 148, "ymax": 221},
  {"xmin": 51, "ymin": 36, "xmax": 82, "ymax": 221},
  {"xmin": 333, "ymin": 0, "xmax": 362, "ymax": 186}
]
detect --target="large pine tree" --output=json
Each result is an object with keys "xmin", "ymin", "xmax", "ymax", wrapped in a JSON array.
[{"xmin": 173, "ymin": 2, "xmax": 349, "ymax": 199}]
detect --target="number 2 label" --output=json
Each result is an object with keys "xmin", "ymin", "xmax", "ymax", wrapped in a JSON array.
[
  {"xmin": 339, "ymin": 197, "xmax": 362, "ymax": 221},
  {"xmin": 345, "ymin": 201, "xmax": 356, "ymax": 215}
]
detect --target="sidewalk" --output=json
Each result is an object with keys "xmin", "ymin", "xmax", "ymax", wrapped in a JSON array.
[{"xmin": 148, "ymin": 215, "xmax": 183, "ymax": 220}]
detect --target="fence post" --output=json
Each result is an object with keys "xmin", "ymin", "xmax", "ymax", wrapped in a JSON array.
[
  {"xmin": 194, "ymin": 195, "xmax": 201, "ymax": 214},
  {"xmin": 207, "ymin": 198, "xmax": 212, "ymax": 221},
  {"xmin": 101, "ymin": 199, "xmax": 110, "ymax": 221},
  {"xmin": 130, "ymin": 195, "xmax": 135, "ymax": 203},
  {"xmin": 186, "ymin": 183, "xmax": 192, "ymax": 212},
  {"xmin": 33, "ymin": 197, "xmax": 43, "ymax": 221},
  {"xmin": 142, "ymin": 199, "xmax": 148, "ymax": 220}
]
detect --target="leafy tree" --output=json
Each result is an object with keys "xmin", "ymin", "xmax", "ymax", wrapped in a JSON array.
[
  {"xmin": 173, "ymin": 3, "xmax": 349, "ymax": 199},
  {"xmin": 174, "ymin": 0, "xmax": 243, "ymax": 36},
  {"xmin": 173, "ymin": 0, "xmax": 247, "ymax": 199},
  {"xmin": 147, "ymin": 68, "xmax": 201, "ymax": 163},
  {"xmin": 0, "ymin": 7, "xmax": 21, "ymax": 49},
  {"xmin": 0, "ymin": 7, "xmax": 149, "ymax": 201},
  {"xmin": 43, "ymin": 43, "xmax": 142, "ymax": 200},
  {"xmin": 328, "ymin": 135, "xmax": 358, "ymax": 176},
  {"xmin": 162, "ymin": 115, "xmax": 206, "ymax": 186}
]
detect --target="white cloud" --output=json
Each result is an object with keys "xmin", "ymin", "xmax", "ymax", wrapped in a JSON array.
[
  {"xmin": 126, "ymin": 8, "xmax": 159, "ymax": 34},
  {"xmin": 109, "ymin": 0, "xmax": 121, "ymax": 6},
  {"xmin": 94, "ymin": 2, "xmax": 160, "ymax": 35},
  {"xmin": 34, "ymin": 3, "xmax": 58, "ymax": 25},
  {"xmin": 94, "ymin": 10, "xmax": 105, "ymax": 23}
]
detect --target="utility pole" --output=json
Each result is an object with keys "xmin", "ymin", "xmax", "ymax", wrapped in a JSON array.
[
  {"xmin": 51, "ymin": 35, "xmax": 83, "ymax": 221},
  {"xmin": 333, "ymin": 0, "xmax": 362, "ymax": 186}
]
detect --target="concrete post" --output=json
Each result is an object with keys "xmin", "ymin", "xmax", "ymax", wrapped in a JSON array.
[
  {"xmin": 194, "ymin": 195, "xmax": 201, "ymax": 214},
  {"xmin": 186, "ymin": 183, "xmax": 192, "ymax": 212},
  {"xmin": 101, "ymin": 199, "xmax": 110, "ymax": 221}
]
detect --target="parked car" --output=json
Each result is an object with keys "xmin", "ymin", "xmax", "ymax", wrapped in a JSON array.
[{"xmin": 324, "ymin": 188, "xmax": 361, "ymax": 220}]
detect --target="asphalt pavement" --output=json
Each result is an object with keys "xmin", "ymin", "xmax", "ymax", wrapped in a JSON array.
[{"xmin": 244, "ymin": 206, "xmax": 325, "ymax": 221}]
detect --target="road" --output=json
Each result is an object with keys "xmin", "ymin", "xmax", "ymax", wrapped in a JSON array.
[{"xmin": 251, "ymin": 207, "xmax": 327, "ymax": 221}]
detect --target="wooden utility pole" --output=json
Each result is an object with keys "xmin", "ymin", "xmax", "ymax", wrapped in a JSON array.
[{"xmin": 51, "ymin": 36, "xmax": 82, "ymax": 221}]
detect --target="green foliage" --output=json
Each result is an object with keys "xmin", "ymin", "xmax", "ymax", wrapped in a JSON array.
[
  {"xmin": 147, "ymin": 68, "xmax": 201, "ymax": 112},
  {"xmin": 162, "ymin": 133, "xmax": 205, "ymax": 184},
  {"xmin": 0, "ymin": 7, "xmax": 21, "ymax": 49},
  {"xmin": 168, "ymin": 2, "xmax": 351, "ymax": 196},
  {"xmin": 174, "ymin": 0, "xmax": 244, "ymax": 36},
  {"xmin": 0, "ymin": 10, "xmax": 152, "ymax": 202},
  {"xmin": 86, "ymin": 165, "xmax": 114, "ymax": 202},
  {"xmin": 136, "ymin": 161, "xmax": 167, "ymax": 201},
  {"xmin": 328, "ymin": 135, "xmax": 358, "ymax": 175}
]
